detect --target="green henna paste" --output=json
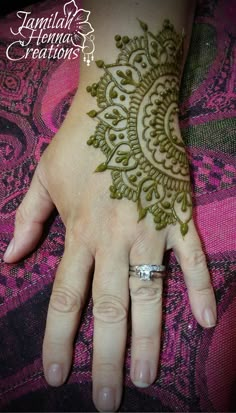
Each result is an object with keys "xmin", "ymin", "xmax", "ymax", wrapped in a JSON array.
[{"xmin": 87, "ymin": 19, "xmax": 192, "ymax": 236}]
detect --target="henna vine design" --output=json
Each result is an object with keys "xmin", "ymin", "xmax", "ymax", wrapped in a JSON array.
[{"xmin": 87, "ymin": 19, "xmax": 192, "ymax": 236}]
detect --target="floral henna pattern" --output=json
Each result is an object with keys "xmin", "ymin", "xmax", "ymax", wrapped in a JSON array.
[{"xmin": 87, "ymin": 20, "xmax": 192, "ymax": 236}]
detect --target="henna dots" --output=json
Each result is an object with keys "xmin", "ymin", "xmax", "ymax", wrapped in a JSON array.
[{"xmin": 87, "ymin": 19, "xmax": 192, "ymax": 236}]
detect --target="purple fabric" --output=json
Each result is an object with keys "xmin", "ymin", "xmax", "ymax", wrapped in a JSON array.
[{"xmin": 0, "ymin": 0, "xmax": 236, "ymax": 411}]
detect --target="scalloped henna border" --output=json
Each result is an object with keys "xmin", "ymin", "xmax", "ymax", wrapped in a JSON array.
[{"xmin": 86, "ymin": 19, "xmax": 192, "ymax": 236}]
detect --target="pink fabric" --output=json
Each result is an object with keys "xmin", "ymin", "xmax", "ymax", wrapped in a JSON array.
[{"xmin": 0, "ymin": 0, "xmax": 235, "ymax": 411}]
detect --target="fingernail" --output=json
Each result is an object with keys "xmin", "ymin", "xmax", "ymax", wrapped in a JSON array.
[
  {"xmin": 204, "ymin": 308, "xmax": 216, "ymax": 328},
  {"xmin": 3, "ymin": 238, "xmax": 15, "ymax": 261},
  {"xmin": 133, "ymin": 360, "xmax": 152, "ymax": 388},
  {"xmin": 47, "ymin": 364, "xmax": 63, "ymax": 386},
  {"xmin": 97, "ymin": 387, "xmax": 116, "ymax": 412}
]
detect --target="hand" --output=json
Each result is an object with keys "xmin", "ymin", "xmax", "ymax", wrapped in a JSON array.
[
  {"xmin": 3, "ymin": 102, "xmax": 217, "ymax": 411},
  {"xmin": 3, "ymin": 5, "xmax": 216, "ymax": 410}
]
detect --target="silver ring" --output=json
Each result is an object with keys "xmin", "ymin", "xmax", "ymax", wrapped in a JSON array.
[{"xmin": 129, "ymin": 264, "xmax": 166, "ymax": 281}]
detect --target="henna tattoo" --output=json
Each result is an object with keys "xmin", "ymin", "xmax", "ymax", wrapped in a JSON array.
[{"xmin": 87, "ymin": 19, "xmax": 192, "ymax": 236}]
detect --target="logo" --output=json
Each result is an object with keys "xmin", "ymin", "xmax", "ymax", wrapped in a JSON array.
[{"xmin": 6, "ymin": 0, "xmax": 95, "ymax": 64}]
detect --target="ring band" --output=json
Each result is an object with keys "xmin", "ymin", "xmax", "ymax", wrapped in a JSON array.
[{"xmin": 129, "ymin": 264, "xmax": 166, "ymax": 281}]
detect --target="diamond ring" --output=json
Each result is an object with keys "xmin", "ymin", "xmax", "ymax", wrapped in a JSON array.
[{"xmin": 129, "ymin": 264, "xmax": 166, "ymax": 281}]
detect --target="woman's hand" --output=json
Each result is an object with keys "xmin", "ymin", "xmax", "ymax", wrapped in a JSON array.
[
  {"xmin": 3, "ymin": 2, "xmax": 216, "ymax": 410},
  {"xmin": 3, "ymin": 105, "xmax": 216, "ymax": 411}
]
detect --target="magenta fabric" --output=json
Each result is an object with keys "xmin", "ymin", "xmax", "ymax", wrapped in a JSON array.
[{"xmin": 0, "ymin": 0, "xmax": 236, "ymax": 411}]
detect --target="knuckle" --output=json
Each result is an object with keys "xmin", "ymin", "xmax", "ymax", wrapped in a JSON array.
[
  {"xmin": 181, "ymin": 249, "xmax": 207, "ymax": 272},
  {"xmin": 94, "ymin": 362, "xmax": 119, "ymax": 374},
  {"xmin": 130, "ymin": 284, "xmax": 163, "ymax": 304},
  {"xmin": 93, "ymin": 362, "xmax": 122, "ymax": 383},
  {"xmin": 130, "ymin": 231, "xmax": 150, "ymax": 260},
  {"xmin": 66, "ymin": 220, "xmax": 92, "ymax": 250},
  {"xmin": 133, "ymin": 336, "xmax": 155, "ymax": 353},
  {"xmin": 188, "ymin": 283, "xmax": 213, "ymax": 295},
  {"xmin": 50, "ymin": 285, "xmax": 82, "ymax": 314},
  {"xmin": 93, "ymin": 295, "xmax": 127, "ymax": 324}
]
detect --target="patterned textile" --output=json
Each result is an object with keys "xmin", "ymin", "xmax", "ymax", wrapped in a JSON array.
[{"xmin": 0, "ymin": 0, "xmax": 235, "ymax": 411}]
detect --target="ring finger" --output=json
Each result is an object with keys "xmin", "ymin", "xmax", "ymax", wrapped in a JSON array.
[{"xmin": 129, "ymin": 231, "xmax": 166, "ymax": 388}]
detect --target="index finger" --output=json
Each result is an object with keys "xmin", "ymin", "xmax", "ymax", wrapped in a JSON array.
[{"xmin": 43, "ymin": 239, "xmax": 93, "ymax": 386}]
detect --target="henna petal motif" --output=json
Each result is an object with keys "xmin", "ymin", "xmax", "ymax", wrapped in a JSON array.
[{"xmin": 87, "ymin": 20, "xmax": 192, "ymax": 234}]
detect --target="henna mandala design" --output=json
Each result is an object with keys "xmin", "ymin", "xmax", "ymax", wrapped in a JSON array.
[{"xmin": 87, "ymin": 20, "xmax": 192, "ymax": 235}]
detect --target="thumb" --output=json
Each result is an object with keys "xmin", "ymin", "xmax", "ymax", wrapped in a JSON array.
[{"xmin": 3, "ymin": 167, "xmax": 54, "ymax": 263}]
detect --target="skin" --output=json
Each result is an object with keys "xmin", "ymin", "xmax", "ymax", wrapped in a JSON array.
[
  {"xmin": 86, "ymin": 19, "xmax": 192, "ymax": 236},
  {"xmin": 3, "ymin": 1, "xmax": 216, "ymax": 411}
]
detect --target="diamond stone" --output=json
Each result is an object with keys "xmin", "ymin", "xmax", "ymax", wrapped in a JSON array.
[{"xmin": 137, "ymin": 265, "xmax": 152, "ymax": 280}]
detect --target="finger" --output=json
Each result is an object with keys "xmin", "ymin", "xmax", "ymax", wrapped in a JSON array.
[
  {"xmin": 43, "ymin": 232, "xmax": 93, "ymax": 387},
  {"xmin": 3, "ymin": 167, "xmax": 54, "ymax": 263},
  {"xmin": 129, "ymin": 230, "xmax": 166, "ymax": 388},
  {"xmin": 172, "ymin": 220, "xmax": 217, "ymax": 328},
  {"xmin": 92, "ymin": 242, "xmax": 129, "ymax": 412}
]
